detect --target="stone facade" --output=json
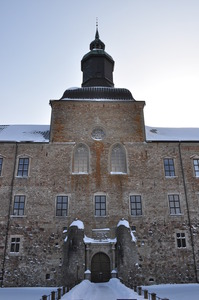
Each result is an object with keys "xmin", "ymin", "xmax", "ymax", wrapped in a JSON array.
[{"xmin": 0, "ymin": 30, "xmax": 199, "ymax": 287}]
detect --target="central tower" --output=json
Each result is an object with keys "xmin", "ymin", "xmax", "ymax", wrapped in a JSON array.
[{"xmin": 81, "ymin": 27, "xmax": 115, "ymax": 87}]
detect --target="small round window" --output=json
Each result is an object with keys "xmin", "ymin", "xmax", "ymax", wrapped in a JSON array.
[{"xmin": 91, "ymin": 127, "xmax": 106, "ymax": 141}]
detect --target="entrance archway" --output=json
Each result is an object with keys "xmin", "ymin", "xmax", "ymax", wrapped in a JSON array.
[{"xmin": 91, "ymin": 252, "xmax": 111, "ymax": 282}]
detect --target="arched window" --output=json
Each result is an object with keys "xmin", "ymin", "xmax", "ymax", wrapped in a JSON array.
[
  {"xmin": 110, "ymin": 143, "xmax": 127, "ymax": 174},
  {"xmin": 73, "ymin": 143, "xmax": 89, "ymax": 174}
]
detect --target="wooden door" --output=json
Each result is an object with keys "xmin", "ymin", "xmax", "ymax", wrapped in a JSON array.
[{"xmin": 91, "ymin": 252, "xmax": 111, "ymax": 282}]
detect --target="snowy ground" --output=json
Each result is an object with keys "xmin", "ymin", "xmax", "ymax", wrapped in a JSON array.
[
  {"xmin": 61, "ymin": 279, "xmax": 144, "ymax": 300},
  {"xmin": 142, "ymin": 283, "xmax": 199, "ymax": 300},
  {"xmin": 62, "ymin": 279, "xmax": 199, "ymax": 300},
  {"xmin": 0, "ymin": 287, "xmax": 56, "ymax": 300},
  {"xmin": 0, "ymin": 280, "xmax": 199, "ymax": 300}
]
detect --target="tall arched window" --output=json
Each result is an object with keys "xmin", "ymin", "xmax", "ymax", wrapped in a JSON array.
[
  {"xmin": 73, "ymin": 143, "xmax": 89, "ymax": 174},
  {"xmin": 110, "ymin": 143, "xmax": 127, "ymax": 174}
]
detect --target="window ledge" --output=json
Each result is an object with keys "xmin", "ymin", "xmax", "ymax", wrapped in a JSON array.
[
  {"xmin": 177, "ymin": 247, "xmax": 187, "ymax": 249},
  {"xmin": 130, "ymin": 215, "xmax": 143, "ymax": 217},
  {"xmin": 72, "ymin": 172, "xmax": 89, "ymax": 175},
  {"xmin": 110, "ymin": 172, "xmax": 127, "ymax": 175},
  {"xmin": 170, "ymin": 214, "xmax": 183, "ymax": 216},
  {"xmin": 165, "ymin": 176, "xmax": 177, "ymax": 178},
  {"xmin": 9, "ymin": 252, "xmax": 20, "ymax": 256},
  {"xmin": 11, "ymin": 215, "xmax": 26, "ymax": 218}
]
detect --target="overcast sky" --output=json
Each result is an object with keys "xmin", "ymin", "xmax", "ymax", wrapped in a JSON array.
[{"xmin": 1, "ymin": 0, "xmax": 199, "ymax": 127}]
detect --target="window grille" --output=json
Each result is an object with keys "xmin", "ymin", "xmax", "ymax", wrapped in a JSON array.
[
  {"xmin": 13, "ymin": 195, "xmax": 25, "ymax": 216},
  {"xmin": 0, "ymin": 157, "xmax": 3, "ymax": 176},
  {"xmin": 169, "ymin": 194, "xmax": 181, "ymax": 215},
  {"xmin": 95, "ymin": 195, "xmax": 106, "ymax": 216},
  {"xmin": 193, "ymin": 159, "xmax": 199, "ymax": 177},
  {"xmin": 111, "ymin": 144, "xmax": 127, "ymax": 173},
  {"xmin": 73, "ymin": 144, "xmax": 89, "ymax": 173},
  {"xmin": 17, "ymin": 158, "xmax": 29, "ymax": 177},
  {"xmin": 164, "ymin": 158, "xmax": 175, "ymax": 177},
  {"xmin": 10, "ymin": 237, "xmax": 20, "ymax": 253},
  {"xmin": 130, "ymin": 195, "xmax": 142, "ymax": 216},
  {"xmin": 176, "ymin": 232, "xmax": 186, "ymax": 248},
  {"xmin": 56, "ymin": 196, "xmax": 68, "ymax": 216}
]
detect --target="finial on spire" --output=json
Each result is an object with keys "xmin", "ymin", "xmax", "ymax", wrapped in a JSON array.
[
  {"xmin": 90, "ymin": 19, "xmax": 105, "ymax": 50},
  {"xmin": 95, "ymin": 17, "xmax": 99, "ymax": 39},
  {"xmin": 96, "ymin": 17, "xmax": 98, "ymax": 30}
]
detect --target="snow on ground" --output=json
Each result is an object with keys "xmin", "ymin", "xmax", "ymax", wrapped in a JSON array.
[
  {"xmin": 1, "ymin": 281, "xmax": 199, "ymax": 300},
  {"xmin": 62, "ymin": 280, "xmax": 199, "ymax": 300},
  {"xmin": 0, "ymin": 287, "xmax": 56, "ymax": 300},
  {"xmin": 61, "ymin": 279, "xmax": 144, "ymax": 300},
  {"xmin": 142, "ymin": 283, "xmax": 199, "ymax": 300}
]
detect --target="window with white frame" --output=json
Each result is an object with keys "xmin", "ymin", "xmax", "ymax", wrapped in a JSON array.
[
  {"xmin": 0, "ymin": 157, "xmax": 3, "ymax": 176},
  {"xmin": 17, "ymin": 157, "xmax": 29, "ymax": 177},
  {"xmin": 10, "ymin": 237, "xmax": 21, "ymax": 253},
  {"xmin": 176, "ymin": 232, "xmax": 186, "ymax": 248},
  {"xmin": 110, "ymin": 144, "xmax": 127, "ymax": 174},
  {"xmin": 13, "ymin": 195, "xmax": 25, "ymax": 216},
  {"xmin": 164, "ymin": 158, "xmax": 175, "ymax": 177},
  {"xmin": 168, "ymin": 194, "xmax": 181, "ymax": 215},
  {"xmin": 95, "ymin": 195, "xmax": 106, "ymax": 216},
  {"xmin": 130, "ymin": 195, "xmax": 142, "ymax": 216},
  {"xmin": 193, "ymin": 159, "xmax": 199, "ymax": 177},
  {"xmin": 73, "ymin": 144, "xmax": 89, "ymax": 174},
  {"xmin": 56, "ymin": 196, "xmax": 68, "ymax": 216}
]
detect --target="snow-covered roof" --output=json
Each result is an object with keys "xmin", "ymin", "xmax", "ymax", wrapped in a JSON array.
[
  {"xmin": 69, "ymin": 219, "xmax": 84, "ymax": 229},
  {"xmin": 0, "ymin": 125, "xmax": 50, "ymax": 142},
  {"xmin": 117, "ymin": 219, "xmax": 137, "ymax": 242},
  {"xmin": 117, "ymin": 219, "xmax": 130, "ymax": 228},
  {"xmin": 146, "ymin": 126, "xmax": 199, "ymax": 141},
  {"xmin": 0, "ymin": 124, "xmax": 199, "ymax": 142}
]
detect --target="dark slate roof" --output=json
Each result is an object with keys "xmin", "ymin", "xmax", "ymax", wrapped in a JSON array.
[{"xmin": 61, "ymin": 87, "xmax": 135, "ymax": 101}]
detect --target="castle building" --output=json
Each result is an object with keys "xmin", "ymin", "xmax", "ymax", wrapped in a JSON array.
[{"xmin": 0, "ymin": 28, "xmax": 199, "ymax": 287}]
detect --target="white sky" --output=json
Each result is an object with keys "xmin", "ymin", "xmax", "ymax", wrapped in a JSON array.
[{"xmin": 1, "ymin": 0, "xmax": 199, "ymax": 127}]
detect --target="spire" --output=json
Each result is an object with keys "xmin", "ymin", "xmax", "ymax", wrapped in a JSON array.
[
  {"xmin": 95, "ymin": 17, "xmax": 99, "ymax": 39},
  {"xmin": 90, "ymin": 20, "xmax": 105, "ymax": 51}
]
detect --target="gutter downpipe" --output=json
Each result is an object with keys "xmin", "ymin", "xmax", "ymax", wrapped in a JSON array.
[
  {"xmin": 178, "ymin": 142, "xmax": 198, "ymax": 283},
  {"xmin": 1, "ymin": 142, "xmax": 18, "ymax": 287}
]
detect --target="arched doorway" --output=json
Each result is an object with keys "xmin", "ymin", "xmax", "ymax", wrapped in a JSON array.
[{"xmin": 91, "ymin": 252, "xmax": 111, "ymax": 282}]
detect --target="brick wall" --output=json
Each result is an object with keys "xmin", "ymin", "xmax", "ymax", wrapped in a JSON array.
[{"xmin": 0, "ymin": 99, "xmax": 198, "ymax": 286}]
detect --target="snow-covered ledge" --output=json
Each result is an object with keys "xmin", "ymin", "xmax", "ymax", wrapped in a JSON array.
[
  {"xmin": 111, "ymin": 269, "xmax": 118, "ymax": 278},
  {"xmin": 84, "ymin": 269, "xmax": 91, "ymax": 281}
]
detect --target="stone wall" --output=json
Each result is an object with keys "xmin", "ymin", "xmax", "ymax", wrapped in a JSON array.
[{"xmin": 62, "ymin": 224, "xmax": 85, "ymax": 287}]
